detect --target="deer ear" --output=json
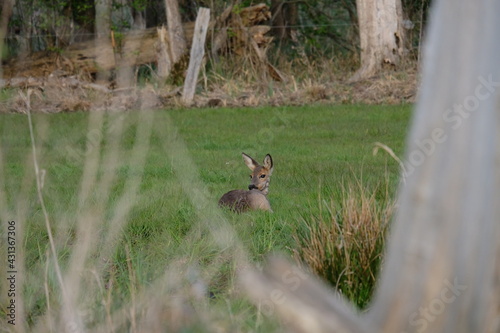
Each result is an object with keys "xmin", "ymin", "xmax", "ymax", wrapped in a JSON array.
[
  {"xmin": 242, "ymin": 153, "xmax": 258, "ymax": 171},
  {"xmin": 263, "ymin": 154, "xmax": 273, "ymax": 173}
]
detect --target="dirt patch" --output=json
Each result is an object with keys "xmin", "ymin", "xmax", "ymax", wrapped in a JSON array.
[{"xmin": 0, "ymin": 67, "xmax": 417, "ymax": 113}]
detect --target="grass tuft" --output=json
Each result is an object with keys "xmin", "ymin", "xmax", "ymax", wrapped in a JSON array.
[{"xmin": 293, "ymin": 181, "xmax": 394, "ymax": 309}]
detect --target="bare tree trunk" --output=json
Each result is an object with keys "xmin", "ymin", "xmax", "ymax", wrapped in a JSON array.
[
  {"xmin": 95, "ymin": 0, "xmax": 112, "ymax": 82},
  {"xmin": 165, "ymin": 0, "xmax": 187, "ymax": 64},
  {"xmin": 287, "ymin": 2, "xmax": 299, "ymax": 38},
  {"xmin": 157, "ymin": 26, "xmax": 172, "ymax": 80},
  {"xmin": 16, "ymin": 0, "xmax": 32, "ymax": 56},
  {"xmin": 270, "ymin": 0, "xmax": 299, "ymax": 41},
  {"xmin": 0, "ymin": 0, "xmax": 14, "ymax": 78},
  {"xmin": 133, "ymin": 8, "xmax": 146, "ymax": 30},
  {"xmin": 271, "ymin": 0, "xmax": 286, "ymax": 40},
  {"xmin": 350, "ymin": 0, "xmax": 405, "ymax": 82}
]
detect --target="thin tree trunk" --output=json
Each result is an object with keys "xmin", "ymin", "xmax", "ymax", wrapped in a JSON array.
[
  {"xmin": 17, "ymin": 0, "xmax": 32, "ymax": 56},
  {"xmin": 165, "ymin": 0, "xmax": 187, "ymax": 64},
  {"xmin": 95, "ymin": 0, "xmax": 112, "ymax": 82},
  {"xmin": 271, "ymin": 0, "xmax": 286, "ymax": 40},
  {"xmin": 287, "ymin": 2, "xmax": 299, "ymax": 39},
  {"xmin": 157, "ymin": 26, "xmax": 172, "ymax": 79},
  {"xmin": 0, "ymin": 0, "xmax": 14, "ymax": 78}
]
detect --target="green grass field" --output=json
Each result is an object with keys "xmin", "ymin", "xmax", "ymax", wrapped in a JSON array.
[{"xmin": 0, "ymin": 104, "xmax": 412, "ymax": 331}]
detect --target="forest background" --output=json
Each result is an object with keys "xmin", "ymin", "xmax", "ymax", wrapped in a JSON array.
[{"xmin": 0, "ymin": 0, "xmax": 431, "ymax": 112}]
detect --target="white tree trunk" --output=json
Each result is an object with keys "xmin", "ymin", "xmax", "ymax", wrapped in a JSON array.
[
  {"xmin": 165, "ymin": 0, "xmax": 187, "ymax": 64},
  {"xmin": 242, "ymin": 0, "xmax": 500, "ymax": 331},
  {"xmin": 350, "ymin": 0, "xmax": 405, "ymax": 82}
]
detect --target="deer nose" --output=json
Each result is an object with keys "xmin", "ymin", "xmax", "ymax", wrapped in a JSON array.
[{"xmin": 248, "ymin": 184, "xmax": 257, "ymax": 190}]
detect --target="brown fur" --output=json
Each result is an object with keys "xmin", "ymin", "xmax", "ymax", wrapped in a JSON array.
[{"xmin": 219, "ymin": 153, "xmax": 274, "ymax": 213}]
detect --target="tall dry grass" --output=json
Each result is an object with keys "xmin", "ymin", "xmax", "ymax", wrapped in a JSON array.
[
  {"xmin": 0, "ymin": 90, "xmax": 259, "ymax": 332},
  {"xmin": 293, "ymin": 182, "xmax": 395, "ymax": 309}
]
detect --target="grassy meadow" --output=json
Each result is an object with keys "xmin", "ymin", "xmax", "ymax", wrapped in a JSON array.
[{"xmin": 0, "ymin": 104, "xmax": 412, "ymax": 331}]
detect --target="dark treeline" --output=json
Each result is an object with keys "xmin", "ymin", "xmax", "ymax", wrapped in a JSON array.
[{"xmin": 2, "ymin": 0, "xmax": 431, "ymax": 60}]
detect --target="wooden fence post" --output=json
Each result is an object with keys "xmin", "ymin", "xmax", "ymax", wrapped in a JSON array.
[{"xmin": 182, "ymin": 8, "xmax": 210, "ymax": 105}]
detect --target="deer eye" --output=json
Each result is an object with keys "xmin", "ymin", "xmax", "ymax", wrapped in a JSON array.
[{"xmin": 260, "ymin": 174, "xmax": 266, "ymax": 178}]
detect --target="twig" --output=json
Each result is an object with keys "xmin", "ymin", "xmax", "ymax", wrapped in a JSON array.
[
  {"xmin": 24, "ymin": 89, "xmax": 69, "ymax": 320},
  {"xmin": 373, "ymin": 141, "xmax": 407, "ymax": 182},
  {"xmin": 44, "ymin": 249, "xmax": 54, "ymax": 332}
]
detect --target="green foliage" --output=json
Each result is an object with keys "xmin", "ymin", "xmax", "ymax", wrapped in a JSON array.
[
  {"xmin": 4, "ymin": 0, "xmax": 431, "ymax": 58},
  {"xmin": 130, "ymin": 0, "xmax": 149, "ymax": 11},
  {"xmin": 136, "ymin": 64, "xmax": 156, "ymax": 85},
  {"xmin": 70, "ymin": 0, "xmax": 95, "ymax": 28},
  {"xmin": 299, "ymin": 0, "xmax": 358, "ymax": 55},
  {"xmin": 232, "ymin": 3, "xmax": 244, "ymax": 15}
]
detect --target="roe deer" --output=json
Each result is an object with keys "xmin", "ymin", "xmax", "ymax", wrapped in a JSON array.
[{"xmin": 219, "ymin": 153, "xmax": 274, "ymax": 213}]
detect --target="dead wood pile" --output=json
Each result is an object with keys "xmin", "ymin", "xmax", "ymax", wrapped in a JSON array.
[{"xmin": 1, "ymin": 3, "xmax": 278, "ymax": 88}]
